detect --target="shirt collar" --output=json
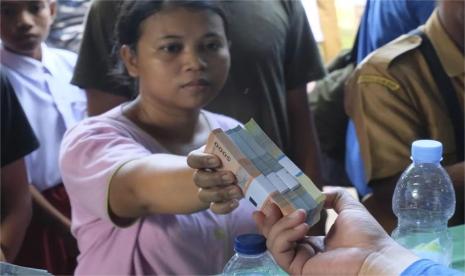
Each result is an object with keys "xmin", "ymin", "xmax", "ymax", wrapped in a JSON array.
[
  {"xmin": 0, "ymin": 43, "xmax": 55, "ymax": 77},
  {"xmin": 424, "ymin": 10, "xmax": 464, "ymax": 77}
]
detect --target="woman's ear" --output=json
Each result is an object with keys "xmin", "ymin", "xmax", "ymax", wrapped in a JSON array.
[{"xmin": 120, "ymin": 45, "xmax": 139, "ymax": 77}]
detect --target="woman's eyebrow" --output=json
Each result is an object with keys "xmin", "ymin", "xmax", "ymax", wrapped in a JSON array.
[
  {"xmin": 203, "ymin": 32, "xmax": 223, "ymax": 38},
  {"xmin": 157, "ymin": 35, "xmax": 183, "ymax": 40}
]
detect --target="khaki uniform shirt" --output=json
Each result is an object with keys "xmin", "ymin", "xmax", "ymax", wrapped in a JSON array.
[{"xmin": 345, "ymin": 11, "xmax": 464, "ymax": 182}]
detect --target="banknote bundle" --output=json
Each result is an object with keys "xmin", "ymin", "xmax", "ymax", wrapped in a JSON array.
[{"xmin": 205, "ymin": 119, "xmax": 325, "ymax": 226}]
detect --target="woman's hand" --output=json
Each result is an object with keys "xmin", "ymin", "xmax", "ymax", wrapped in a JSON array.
[{"xmin": 187, "ymin": 147, "xmax": 244, "ymax": 214}]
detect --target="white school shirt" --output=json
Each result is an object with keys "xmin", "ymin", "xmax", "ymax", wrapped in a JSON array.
[{"xmin": 1, "ymin": 43, "xmax": 87, "ymax": 191}]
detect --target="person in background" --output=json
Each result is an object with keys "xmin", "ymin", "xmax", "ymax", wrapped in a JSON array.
[
  {"xmin": 345, "ymin": 0, "xmax": 436, "ymax": 198},
  {"xmin": 0, "ymin": 0, "xmax": 86, "ymax": 273},
  {"xmin": 345, "ymin": 0, "xmax": 464, "ymax": 232},
  {"xmin": 254, "ymin": 189, "xmax": 463, "ymax": 276},
  {"xmin": 355, "ymin": 0, "xmax": 435, "ymax": 64},
  {"xmin": 71, "ymin": 0, "xmax": 328, "ymax": 233},
  {"xmin": 0, "ymin": 70, "xmax": 38, "ymax": 263},
  {"xmin": 59, "ymin": 1, "xmax": 256, "ymax": 274}
]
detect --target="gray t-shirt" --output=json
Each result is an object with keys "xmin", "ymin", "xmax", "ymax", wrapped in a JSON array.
[{"xmin": 72, "ymin": 0, "xmax": 325, "ymax": 153}]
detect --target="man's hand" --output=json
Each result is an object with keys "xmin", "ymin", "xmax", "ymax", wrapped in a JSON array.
[{"xmin": 254, "ymin": 189, "xmax": 419, "ymax": 275}]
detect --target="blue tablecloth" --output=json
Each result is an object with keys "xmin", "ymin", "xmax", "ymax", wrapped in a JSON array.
[{"xmin": 451, "ymin": 224, "xmax": 465, "ymax": 271}]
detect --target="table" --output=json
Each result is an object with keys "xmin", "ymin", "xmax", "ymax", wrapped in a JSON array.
[{"xmin": 451, "ymin": 224, "xmax": 465, "ymax": 271}]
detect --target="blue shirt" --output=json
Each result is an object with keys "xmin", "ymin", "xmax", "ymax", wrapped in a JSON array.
[
  {"xmin": 356, "ymin": 0, "xmax": 435, "ymax": 64},
  {"xmin": 401, "ymin": 259, "xmax": 463, "ymax": 276}
]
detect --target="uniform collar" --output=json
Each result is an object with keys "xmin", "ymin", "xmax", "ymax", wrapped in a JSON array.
[
  {"xmin": 424, "ymin": 10, "xmax": 464, "ymax": 77},
  {"xmin": 0, "ymin": 43, "xmax": 56, "ymax": 77}
]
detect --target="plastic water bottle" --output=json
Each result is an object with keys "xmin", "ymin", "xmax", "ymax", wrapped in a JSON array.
[
  {"xmin": 223, "ymin": 234, "xmax": 286, "ymax": 276},
  {"xmin": 392, "ymin": 140, "xmax": 456, "ymax": 266}
]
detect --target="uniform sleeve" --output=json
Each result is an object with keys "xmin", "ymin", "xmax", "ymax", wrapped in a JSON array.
[
  {"xmin": 1, "ymin": 72, "xmax": 39, "ymax": 167},
  {"xmin": 284, "ymin": 0, "xmax": 325, "ymax": 89},
  {"xmin": 59, "ymin": 120, "xmax": 151, "ymax": 221},
  {"xmin": 401, "ymin": 259, "xmax": 463, "ymax": 276},
  {"xmin": 71, "ymin": 0, "xmax": 132, "ymax": 98},
  {"xmin": 345, "ymin": 64, "xmax": 424, "ymax": 182}
]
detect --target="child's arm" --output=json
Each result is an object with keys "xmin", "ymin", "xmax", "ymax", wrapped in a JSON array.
[
  {"xmin": 1, "ymin": 158, "xmax": 32, "ymax": 262},
  {"xmin": 108, "ymin": 153, "xmax": 241, "ymax": 222},
  {"xmin": 29, "ymin": 185, "xmax": 71, "ymax": 230}
]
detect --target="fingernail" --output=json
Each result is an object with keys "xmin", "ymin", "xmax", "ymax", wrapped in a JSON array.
[
  {"xmin": 230, "ymin": 199, "xmax": 239, "ymax": 208},
  {"xmin": 208, "ymin": 158, "xmax": 219, "ymax": 166},
  {"xmin": 294, "ymin": 223, "xmax": 309, "ymax": 231},
  {"xmin": 222, "ymin": 173, "xmax": 234, "ymax": 183},
  {"xmin": 228, "ymin": 188, "xmax": 242, "ymax": 199},
  {"xmin": 289, "ymin": 209, "xmax": 306, "ymax": 218}
]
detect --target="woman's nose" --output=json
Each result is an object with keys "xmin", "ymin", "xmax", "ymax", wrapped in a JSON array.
[{"xmin": 183, "ymin": 49, "xmax": 207, "ymax": 71}]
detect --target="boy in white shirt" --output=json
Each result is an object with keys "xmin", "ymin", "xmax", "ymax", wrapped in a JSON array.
[{"xmin": 0, "ymin": 0, "xmax": 86, "ymax": 274}]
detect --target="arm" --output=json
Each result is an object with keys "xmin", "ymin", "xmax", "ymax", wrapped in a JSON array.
[
  {"xmin": 29, "ymin": 184, "xmax": 71, "ymax": 231},
  {"xmin": 287, "ymin": 85, "xmax": 325, "ymax": 188},
  {"xmin": 285, "ymin": 0, "xmax": 326, "ymax": 188},
  {"xmin": 363, "ymin": 175, "xmax": 400, "ymax": 233},
  {"xmin": 109, "ymin": 153, "xmax": 240, "ymax": 224},
  {"xmin": 72, "ymin": 1, "xmax": 130, "ymax": 117},
  {"xmin": 446, "ymin": 161, "xmax": 464, "ymax": 188},
  {"xmin": 287, "ymin": 85, "xmax": 327, "ymax": 235},
  {"xmin": 445, "ymin": 161, "xmax": 464, "ymax": 225},
  {"xmin": 109, "ymin": 154, "xmax": 206, "ymax": 221},
  {"xmin": 0, "ymin": 158, "xmax": 32, "ymax": 262},
  {"xmin": 86, "ymin": 89, "xmax": 128, "ymax": 116}
]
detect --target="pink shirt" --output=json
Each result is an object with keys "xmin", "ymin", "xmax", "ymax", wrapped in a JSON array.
[{"xmin": 60, "ymin": 106, "xmax": 257, "ymax": 275}]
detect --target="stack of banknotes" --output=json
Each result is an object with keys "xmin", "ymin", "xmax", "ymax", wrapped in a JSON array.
[{"xmin": 205, "ymin": 119, "xmax": 325, "ymax": 226}]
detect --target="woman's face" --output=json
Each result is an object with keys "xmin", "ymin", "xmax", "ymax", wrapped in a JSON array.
[{"xmin": 122, "ymin": 7, "xmax": 230, "ymax": 111}]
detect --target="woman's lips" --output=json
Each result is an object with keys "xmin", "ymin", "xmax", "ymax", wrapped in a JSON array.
[{"xmin": 181, "ymin": 79, "xmax": 210, "ymax": 92}]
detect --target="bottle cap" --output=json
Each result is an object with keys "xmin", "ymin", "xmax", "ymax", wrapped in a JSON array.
[
  {"xmin": 234, "ymin": 234, "xmax": 267, "ymax": 255},
  {"xmin": 411, "ymin": 140, "xmax": 443, "ymax": 164}
]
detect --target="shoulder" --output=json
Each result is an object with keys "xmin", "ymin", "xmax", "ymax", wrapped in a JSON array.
[
  {"xmin": 62, "ymin": 109, "xmax": 128, "ymax": 148},
  {"xmin": 91, "ymin": 0, "xmax": 121, "ymax": 11},
  {"xmin": 349, "ymin": 33, "xmax": 423, "ymax": 92},
  {"xmin": 363, "ymin": 33, "xmax": 422, "ymax": 68},
  {"xmin": 280, "ymin": 0, "xmax": 305, "ymax": 16},
  {"xmin": 88, "ymin": 0, "xmax": 122, "ymax": 21},
  {"xmin": 48, "ymin": 47, "xmax": 78, "ymax": 65}
]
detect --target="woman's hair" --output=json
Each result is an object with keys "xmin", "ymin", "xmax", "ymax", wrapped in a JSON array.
[{"xmin": 110, "ymin": 0, "xmax": 229, "ymax": 94}]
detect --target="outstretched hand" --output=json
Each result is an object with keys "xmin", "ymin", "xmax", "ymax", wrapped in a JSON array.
[
  {"xmin": 187, "ymin": 147, "xmax": 244, "ymax": 214},
  {"xmin": 253, "ymin": 189, "xmax": 418, "ymax": 275}
]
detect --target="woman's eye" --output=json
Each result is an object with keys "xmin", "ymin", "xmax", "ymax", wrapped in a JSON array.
[
  {"xmin": 205, "ymin": 41, "xmax": 223, "ymax": 51},
  {"xmin": 160, "ymin": 44, "xmax": 182, "ymax": 54}
]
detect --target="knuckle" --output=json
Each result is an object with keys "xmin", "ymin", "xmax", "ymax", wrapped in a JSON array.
[
  {"xmin": 198, "ymin": 191, "xmax": 208, "ymax": 202},
  {"xmin": 192, "ymin": 170, "xmax": 200, "ymax": 181},
  {"xmin": 186, "ymin": 156, "xmax": 195, "ymax": 168},
  {"xmin": 211, "ymin": 203, "xmax": 228, "ymax": 214}
]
